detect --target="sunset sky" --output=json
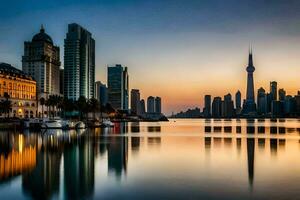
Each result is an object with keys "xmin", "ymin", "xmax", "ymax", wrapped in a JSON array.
[{"xmin": 1, "ymin": 0, "xmax": 300, "ymax": 114}]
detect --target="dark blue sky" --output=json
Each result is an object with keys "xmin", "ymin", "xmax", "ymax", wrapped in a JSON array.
[{"xmin": 1, "ymin": 0, "xmax": 300, "ymax": 113}]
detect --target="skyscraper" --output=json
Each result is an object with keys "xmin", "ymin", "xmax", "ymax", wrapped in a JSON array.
[
  {"xmin": 107, "ymin": 64, "xmax": 129, "ymax": 110},
  {"xmin": 278, "ymin": 88, "xmax": 286, "ymax": 101},
  {"xmin": 257, "ymin": 87, "xmax": 267, "ymax": 115},
  {"xmin": 64, "ymin": 23, "xmax": 95, "ymax": 100},
  {"xmin": 212, "ymin": 97, "xmax": 222, "ymax": 118},
  {"xmin": 235, "ymin": 91, "xmax": 241, "ymax": 110},
  {"xmin": 203, "ymin": 95, "xmax": 211, "ymax": 117},
  {"xmin": 22, "ymin": 25, "xmax": 61, "ymax": 96},
  {"xmin": 147, "ymin": 96, "xmax": 155, "ymax": 113},
  {"xmin": 140, "ymin": 99, "xmax": 146, "ymax": 115},
  {"xmin": 235, "ymin": 90, "xmax": 242, "ymax": 115},
  {"xmin": 222, "ymin": 93, "xmax": 234, "ymax": 118},
  {"xmin": 270, "ymin": 81, "xmax": 277, "ymax": 101},
  {"xmin": 130, "ymin": 89, "xmax": 141, "ymax": 115},
  {"xmin": 242, "ymin": 49, "xmax": 256, "ymax": 114},
  {"xmin": 59, "ymin": 69, "xmax": 64, "ymax": 95},
  {"xmin": 95, "ymin": 81, "xmax": 108, "ymax": 106},
  {"xmin": 155, "ymin": 97, "xmax": 162, "ymax": 114}
]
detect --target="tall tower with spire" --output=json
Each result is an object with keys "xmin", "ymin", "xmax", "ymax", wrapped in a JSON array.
[
  {"xmin": 242, "ymin": 48, "xmax": 256, "ymax": 115},
  {"xmin": 246, "ymin": 48, "xmax": 255, "ymax": 101}
]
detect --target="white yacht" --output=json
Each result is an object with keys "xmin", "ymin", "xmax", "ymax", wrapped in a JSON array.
[
  {"xmin": 41, "ymin": 119, "xmax": 64, "ymax": 129},
  {"xmin": 102, "ymin": 119, "xmax": 114, "ymax": 127}
]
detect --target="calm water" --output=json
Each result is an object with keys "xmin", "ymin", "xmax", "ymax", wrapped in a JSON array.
[{"xmin": 1, "ymin": 119, "xmax": 300, "ymax": 200}]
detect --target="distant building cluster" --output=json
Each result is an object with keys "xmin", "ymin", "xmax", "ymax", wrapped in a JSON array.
[
  {"xmin": 130, "ymin": 89, "xmax": 162, "ymax": 118},
  {"xmin": 202, "ymin": 50, "xmax": 300, "ymax": 118}
]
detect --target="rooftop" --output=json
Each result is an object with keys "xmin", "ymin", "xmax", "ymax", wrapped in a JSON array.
[{"xmin": 0, "ymin": 63, "xmax": 34, "ymax": 81}]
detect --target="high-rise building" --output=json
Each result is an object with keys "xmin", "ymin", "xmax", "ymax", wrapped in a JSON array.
[
  {"xmin": 22, "ymin": 25, "xmax": 61, "ymax": 96},
  {"xmin": 242, "ymin": 50, "xmax": 256, "ymax": 114},
  {"xmin": 270, "ymin": 81, "xmax": 277, "ymax": 101},
  {"xmin": 64, "ymin": 23, "xmax": 95, "ymax": 100},
  {"xmin": 266, "ymin": 93, "xmax": 272, "ymax": 113},
  {"xmin": 203, "ymin": 95, "xmax": 211, "ymax": 117},
  {"xmin": 107, "ymin": 64, "xmax": 129, "ymax": 110},
  {"xmin": 271, "ymin": 100, "xmax": 283, "ymax": 117},
  {"xmin": 59, "ymin": 69, "xmax": 64, "ymax": 95},
  {"xmin": 212, "ymin": 97, "xmax": 222, "ymax": 118},
  {"xmin": 284, "ymin": 95, "xmax": 295, "ymax": 115},
  {"xmin": 130, "ymin": 89, "xmax": 141, "ymax": 115},
  {"xmin": 155, "ymin": 97, "xmax": 161, "ymax": 114},
  {"xmin": 140, "ymin": 99, "xmax": 146, "ymax": 115},
  {"xmin": 95, "ymin": 81, "xmax": 108, "ymax": 106},
  {"xmin": 222, "ymin": 93, "xmax": 234, "ymax": 118},
  {"xmin": 257, "ymin": 87, "xmax": 267, "ymax": 115},
  {"xmin": 147, "ymin": 96, "xmax": 155, "ymax": 113},
  {"xmin": 278, "ymin": 88, "xmax": 286, "ymax": 101},
  {"xmin": 235, "ymin": 91, "xmax": 241, "ymax": 110}
]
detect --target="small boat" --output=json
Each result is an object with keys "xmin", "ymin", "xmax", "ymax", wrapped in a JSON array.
[
  {"xmin": 41, "ymin": 119, "xmax": 64, "ymax": 129},
  {"xmin": 75, "ymin": 121, "xmax": 86, "ymax": 129},
  {"xmin": 102, "ymin": 119, "xmax": 114, "ymax": 127},
  {"xmin": 23, "ymin": 118, "xmax": 40, "ymax": 129}
]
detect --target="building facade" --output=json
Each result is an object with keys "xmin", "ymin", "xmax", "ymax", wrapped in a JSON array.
[
  {"xmin": 155, "ymin": 97, "xmax": 161, "ymax": 114},
  {"xmin": 257, "ymin": 87, "xmax": 267, "ymax": 115},
  {"xmin": 22, "ymin": 25, "xmax": 61, "ymax": 96},
  {"xmin": 235, "ymin": 91, "xmax": 241, "ymax": 110},
  {"xmin": 64, "ymin": 23, "xmax": 95, "ymax": 100},
  {"xmin": 270, "ymin": 81, "xmax": 277, "ymax": 101},
  {"xmin": 203, "ymin": 95, "xmax": 211, "ymax": 117},
  {"xmin": 147, "ymin": 96, "xmax": 155, "ymax": 113},
  {"xmin": 95, "ymin": 81, "xmax": 108, "ymax": 106},
  {"xmin": 278, "ymin": 88, "xmax": 286, "ymax": 101},
  {"xmin": 212, "ymin": 97, "xmax": 222, "ymax": 118},
  {"xmin": 130, "ymin": 89, "xmax": 141, "ymax": 115},
  {"xmin": 107, "ymin": 65, "xmax": 129, "ymax": 111},
  {"xmin": 140, "ymin": 99, "xmax": 146, "ymax": 115},
  {"xmin": 0, "ymin": 63, "xmax": 37, "ymax": 118},
  {"xmin": 222, "ymin": 93, "xmax": 234, "ymax": 118}
]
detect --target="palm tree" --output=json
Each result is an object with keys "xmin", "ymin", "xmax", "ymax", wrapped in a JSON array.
[
  {"xmin": 88, "ymin": 98, "xmax": 99, "ymax": 121},
  {"xmin": 61, "ymin": 98, "xmax": 74, "ymax": 118},
  {"xmin": 76, "ymin": 96, "xmax": 87, "ymax": 120},
  {"xmin": 39, "ymin": 97, "xmax": 45, "ymax": 119},
  {"xmin": 3, "ymin": 92, "xmax": 11, "ymax": 118},
  {"xmin": 45, "ymin": 99, "xmax": 50, "ymax": 119}
]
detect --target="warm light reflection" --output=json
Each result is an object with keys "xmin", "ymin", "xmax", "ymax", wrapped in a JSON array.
[{"xmin": 0, "ymin": 146, "xmax": 36, "ymax": 180}]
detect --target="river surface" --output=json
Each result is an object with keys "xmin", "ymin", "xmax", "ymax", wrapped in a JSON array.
[{"xmin": 1, "ymin": 119, "xmax": 300, "ymax": 200}]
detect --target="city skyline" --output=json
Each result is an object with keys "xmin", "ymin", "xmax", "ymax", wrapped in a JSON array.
[{"xmin": 1, "ymin": 1, "xmax": 300, "ymax": 114}]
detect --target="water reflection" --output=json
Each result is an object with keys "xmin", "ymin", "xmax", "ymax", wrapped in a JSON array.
[
  {"xmin": 247, "ymin": 138, "xmax": 255, "ymax": 189},
  {"xmin": 0, "ymin": 119, "xmax": 300, "ymax": 199}
]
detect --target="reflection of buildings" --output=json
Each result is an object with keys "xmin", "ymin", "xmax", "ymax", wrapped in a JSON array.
[
  {"xmin": 247, "ymin": 138, "xmax": 255, "ymax": 189},
  {"xmin": 130, "ymin": 122, "xmax": 141, "ymax": 152},
  {"xmin": 147, "ymin": 126, "xmax": 161, "ymax": 132},
  {"xmin": 147, "ymin": 137, "xmax": 161, "ymax": 146},
  {"xmin": 107, "ymin": 136, "xmax": 128, "ymax": 178},
  {"xmin": 0, "ymin": 134, "xmax": 36, "ymax": 181},
  {"xmin": 22, "ymin": 150, "xmax": 62, "ymax": 200},
  {"xmin": 0, "ymin": 63, "xmax": 37, "ymax": 118},
  {"xmin": 63, "ymin": 136, "xmax": 95, "ymax": 200}
]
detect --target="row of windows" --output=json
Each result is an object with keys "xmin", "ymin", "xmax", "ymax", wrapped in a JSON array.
[{"xmin": 0, "ymin": 83, "xmax": 35, "ymax": 93}]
